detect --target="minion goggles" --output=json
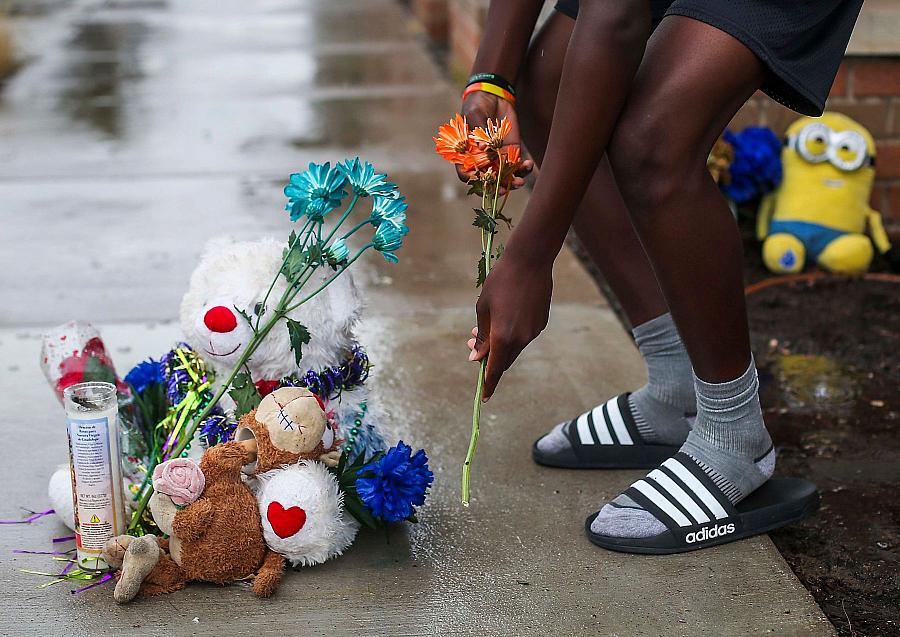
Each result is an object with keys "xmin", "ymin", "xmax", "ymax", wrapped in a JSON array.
[{"xmin": 785, "ymin": 121, "xmax": 875, "ymax": 172}]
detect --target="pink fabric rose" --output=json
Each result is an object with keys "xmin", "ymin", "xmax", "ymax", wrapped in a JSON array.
[{"xmin": 152, "ymin": 458, "xmax": 205, "ymax": 506}]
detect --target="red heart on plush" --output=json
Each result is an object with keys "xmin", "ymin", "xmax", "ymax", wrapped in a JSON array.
[{"xmin": 267, "ymin": 502, "xmax": 307, "ymax": 538}]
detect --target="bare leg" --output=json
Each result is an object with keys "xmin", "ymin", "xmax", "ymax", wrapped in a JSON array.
[
  {"xmin": 518, "ymin": 12, "xmax": 667, "ymax": 327},
  {"xmin": 607, "ymin": 16, "xmax": 765, "ymax": 383},
  {"xmin": 592, "ymin": 16, "xmax": 776, "ymax": 540},
  {"xmin": 519, "ymin": 12, "xmax": 695, "ymax": 459}
]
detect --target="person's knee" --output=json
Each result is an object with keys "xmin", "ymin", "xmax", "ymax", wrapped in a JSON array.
[
  {"xmin": 608, "ymin": 110, "xmax": 689, "ymax": 218},
  {"xmin": 578, "ymin": 0, "xmax": 648, "ymax": 48}
]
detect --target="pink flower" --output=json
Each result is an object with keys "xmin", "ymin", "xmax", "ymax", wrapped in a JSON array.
[{"xmin": 152, "ymin": 459, "xmax": 205, "ymax": 506}]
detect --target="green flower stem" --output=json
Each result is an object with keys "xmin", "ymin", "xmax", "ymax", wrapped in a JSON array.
[
  {"xmin": 340, "ymin": 218, "xmax": 372, "ymax": 240},
  {"xmin": 322, "ymin": 194, "xmax": 360, "ymax": 246},
  {"xmin": 462, "ymin": 156, "xmax": 504, "ymax": 506},
  {"xmin": 255, "ymin": 219, "xmax": 311, "ymax": 330},
  {"xmin": 285, "ymin": 246, "xmax": 370, "ymax": 312}
]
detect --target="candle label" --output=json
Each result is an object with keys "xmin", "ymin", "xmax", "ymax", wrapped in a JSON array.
[{"xmin": 67, "ymin": 415, "xmax": 122, "ymax": 567}]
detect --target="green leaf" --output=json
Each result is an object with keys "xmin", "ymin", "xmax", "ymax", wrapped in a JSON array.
[
  {"xmin": 472, "ymin": 208, "xmax": 497, "ymax": 234},
  {"xmin": 235, "ymin": 306, "xmax": 255, "ymax": 330},
  {"xmin": 83, "ymin": 356, "xmax": 116, "ymax": 385},
  {"xmin": 229, "ymin": 371, "xmax": 261, "ymax": 419},
  {"xmin": 494, "ymin": 242, "xmax": 505, "ymax": 260},
  {"xmin": 476, "ymin": 251, "xmax": 487, "ymax": 288},
  {"xmin": 286, "ymin": 319, "xmax": 311, "ymax": 368},
  {"xmin": 467, "ymin": 182, "xmax": 484, "ymax": 197},
  {"xmin": 495, "ymin": 211, "xmax": 513, "ymax": 230}
]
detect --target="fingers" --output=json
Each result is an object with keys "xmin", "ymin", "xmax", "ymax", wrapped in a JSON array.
[
  {"xmin": 482, "ymin": 330, "xmax": 518, "ymax": 400},
  {"xmin": 473, "ymin": 301, "xmax": 490, "ymax": 363}
]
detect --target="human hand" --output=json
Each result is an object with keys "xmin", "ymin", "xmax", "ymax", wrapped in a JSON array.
[
  {"xmin": 466, "ymin": 253, "xmax": 552, "ymax": 400},
  {"xmin": 457, "ymin": 91, "xmax": 533, "ymax": 191}
]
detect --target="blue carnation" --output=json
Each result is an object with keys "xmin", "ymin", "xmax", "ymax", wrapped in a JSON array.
[
  {"xmin": 124, "ymin": 359, "xmax": 164, "ymax": 395},
  {"xmin": 723, "ymin": 127, "xmax": 783, "ymax": 204},
  {"xmin": 372, "ymin": 221, "xmax": 407, "ymax": 263},
  {"xmin": 356, "ymin": 441, "xmax": 433, "ymax": 523},
  {"xmin": 370, "ymin": 195, "xmax": 408, "ymax": 230}
]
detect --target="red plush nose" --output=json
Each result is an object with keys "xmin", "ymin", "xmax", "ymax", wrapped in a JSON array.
[{"xmin": 203, "ymin": 306, "xmax": 237, "ymax": 333}]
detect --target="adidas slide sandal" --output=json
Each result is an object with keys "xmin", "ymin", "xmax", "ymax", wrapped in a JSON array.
[
  {"xmin": 585, "ymin": 452, "xmax": 819, "ymax": 554},
  {"xmin": 532, "ymin": 394, "xmax": 681, "ymax": 469}
]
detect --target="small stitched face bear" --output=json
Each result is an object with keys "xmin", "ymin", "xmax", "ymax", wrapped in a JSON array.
[{"xmin": 236, "ymin": 387, "xmax": 342, "ymax": 474}]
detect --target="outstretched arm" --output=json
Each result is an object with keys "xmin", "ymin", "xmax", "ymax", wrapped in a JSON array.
[
  {"xmin": 472, "ymin": 1, "xmax": 653, "ymax": 398},
  {"xmin": 172, "ymin": 498, "xmax": 214, "ymax": 543}
]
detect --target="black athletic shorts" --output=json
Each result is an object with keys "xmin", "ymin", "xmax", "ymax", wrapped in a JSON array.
[{"xmin": 553, "ymin": 0, "xmax": 863, "ymax": 116}]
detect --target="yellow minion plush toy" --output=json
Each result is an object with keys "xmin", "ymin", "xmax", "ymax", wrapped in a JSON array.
[{"xmin": 757, "ymin": 112, "xmax": 891, "ymax": 274}]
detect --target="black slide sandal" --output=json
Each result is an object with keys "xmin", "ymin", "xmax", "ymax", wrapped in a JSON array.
[
  {"xmin": 585, "ymin": 452, "xmax": 819, "ymax": 554},
  {"xmin": 532, "ymin": 394, "xmax": 681, "ymax": 469}
]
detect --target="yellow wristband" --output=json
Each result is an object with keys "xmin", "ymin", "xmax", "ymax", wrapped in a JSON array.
[{"xmin": 462, "ymin": 82, "xmax": 516, "ymax": 106}]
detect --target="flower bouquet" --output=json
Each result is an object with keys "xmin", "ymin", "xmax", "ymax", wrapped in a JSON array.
[{"xmin": 433, "ymin": 115, "xmax": 522, "ymax": 504}]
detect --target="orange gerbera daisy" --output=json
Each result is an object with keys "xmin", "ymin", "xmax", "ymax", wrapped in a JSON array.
[
  {"xmin": 434, "ymin": 114, "xmax": 470, "ymax": 165},
  {"xmin": 469, "ymin": 117, "xmax": 511, "ymax": 150}
]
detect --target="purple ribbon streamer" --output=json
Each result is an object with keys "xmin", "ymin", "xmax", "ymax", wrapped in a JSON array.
[
  {"xmin": 53, "ymin": 535, "xmax": 76, "ymax": 543},
  {"xmin": 71, "ymin": 573, "xmax": 113, "ymax": 594},
  {"xmin": 59, "ymin": 561, "xmax": 75, "ymax": 576},
  {"xmin": 0, "ymin": 509, "xmax": 55, "ymax": 525}
]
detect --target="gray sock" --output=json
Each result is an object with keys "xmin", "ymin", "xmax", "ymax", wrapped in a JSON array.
[
  {"xmin": 591, "ymin": 357, "xmax": 775, "ymax": 538},
  {"xmin": 536, "ymin": 313, "xmax": 694, "ymax": 455}
]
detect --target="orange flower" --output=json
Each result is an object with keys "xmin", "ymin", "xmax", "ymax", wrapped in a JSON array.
[
  {"xmin": 434, "ymin": 114, "xmax": 470, "ymax": 165},
  {"xmin": 502, "ymin": 144, "xmax": 521, "ymax": 167},
  {"xmin": 462, "ymin": 143, "xmax": 492, "ymax": 173},
  {"xmin": 470, "ymin": 118, "xmax": 511, "ymax": 149}
]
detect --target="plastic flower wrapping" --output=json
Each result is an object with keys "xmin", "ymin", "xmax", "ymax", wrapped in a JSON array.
[{"xmin": 16, "ymin": 160, "xmax": 432, "ymax": 596}]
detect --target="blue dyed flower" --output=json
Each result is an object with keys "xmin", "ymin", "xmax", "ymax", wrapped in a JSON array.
[
  {"xmin": 284, "ymin": 162, "xmax": 348, "ymax": 221},
  {"xmin": 723, "ymin": 127, "xmax": 783, "ymax": 204},
  {"xmin": 370, "ymin": 195, "xmax": 408, "ymax": 231},
  {"xmin": 356, "ymin": 441, "xmax": 433, "ymax": 522},
  {"xmin": 124, "ymin": 359, "xmax": 164, "ymax": 395},
  {"xmin": 339, "ymin": 158, "xmax": 399, "ymax": 198},
  {"xmin": 325, "ymin": 238, "xmax": 350, "ymax": 266},
  {"xmin": 372, "ymin": 221, "xmax": 407, "ymax": 263}
]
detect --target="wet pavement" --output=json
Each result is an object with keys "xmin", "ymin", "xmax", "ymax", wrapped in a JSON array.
[{"xmin": 1, "ymin": 1, "xmax": 834, "ymax": 635}]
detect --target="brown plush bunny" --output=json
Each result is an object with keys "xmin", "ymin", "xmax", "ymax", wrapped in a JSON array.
[{"xmin": 104, "ymin": 441, "xmax": 283, "ymax": 602}]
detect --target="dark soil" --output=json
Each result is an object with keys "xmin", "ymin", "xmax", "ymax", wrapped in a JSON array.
[{"xmin": 748, "ymin": 276, "xmax": 900, "ymax": 637}]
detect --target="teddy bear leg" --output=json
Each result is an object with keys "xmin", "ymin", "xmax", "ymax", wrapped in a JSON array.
[
  {"xmin": 101, "ymin": 534, "xmax": 134, "ymax": 570},
  {"xmin": 138, "ymin": 552, "xmax": 187, "ymax": 598},
  {"xmin": 114, "ymin": 535, "xmax": 162, "ymax": 604},
  {"xmin": 816, "ymin": 233, "xmax": 874, "ymax": 274},
  {"xmin": 251, "ymin": 550, "xmax": 285, "ymax": 598},
  {"xmin": 762, "ymin": 233, "xmax": 806, "ymax": 273}
]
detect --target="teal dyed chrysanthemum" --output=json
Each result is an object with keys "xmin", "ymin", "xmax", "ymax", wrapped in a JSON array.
[
  {"xmin": 284, "ymin": 162, "xmax": 348, "ymax": 222},
  {"xmin": 370, "ymin": 195, "xmax": 408, "ymax": 231},
  {"xmin": 373, "ymin": 222, "xmax": 407, "ymax": 263},
  {"xmin": 325, "ymin": 238, "xmax": 351, "ymax": 266},
  {"xmin": 339, "ymin": 158, "xmax": 399, "ymax": 198}
]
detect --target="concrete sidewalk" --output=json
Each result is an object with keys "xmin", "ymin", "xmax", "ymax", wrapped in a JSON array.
[{"xmin": 0, "ymin": 0, "xmax": 833, "ymax": 635}]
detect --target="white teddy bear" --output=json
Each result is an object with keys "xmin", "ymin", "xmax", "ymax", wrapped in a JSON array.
[{"xmin": 180, "ymin": 236, "xmax": 387, "ymax": 458}]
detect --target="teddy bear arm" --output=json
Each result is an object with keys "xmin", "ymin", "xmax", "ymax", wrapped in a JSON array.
[
  {"xmin": 319, "ymin": 448, "xmax": 342, "ymax": 467},
  {"xmin": 172, "ymin": 498, "xmax": 215, "ymax": 542}
]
